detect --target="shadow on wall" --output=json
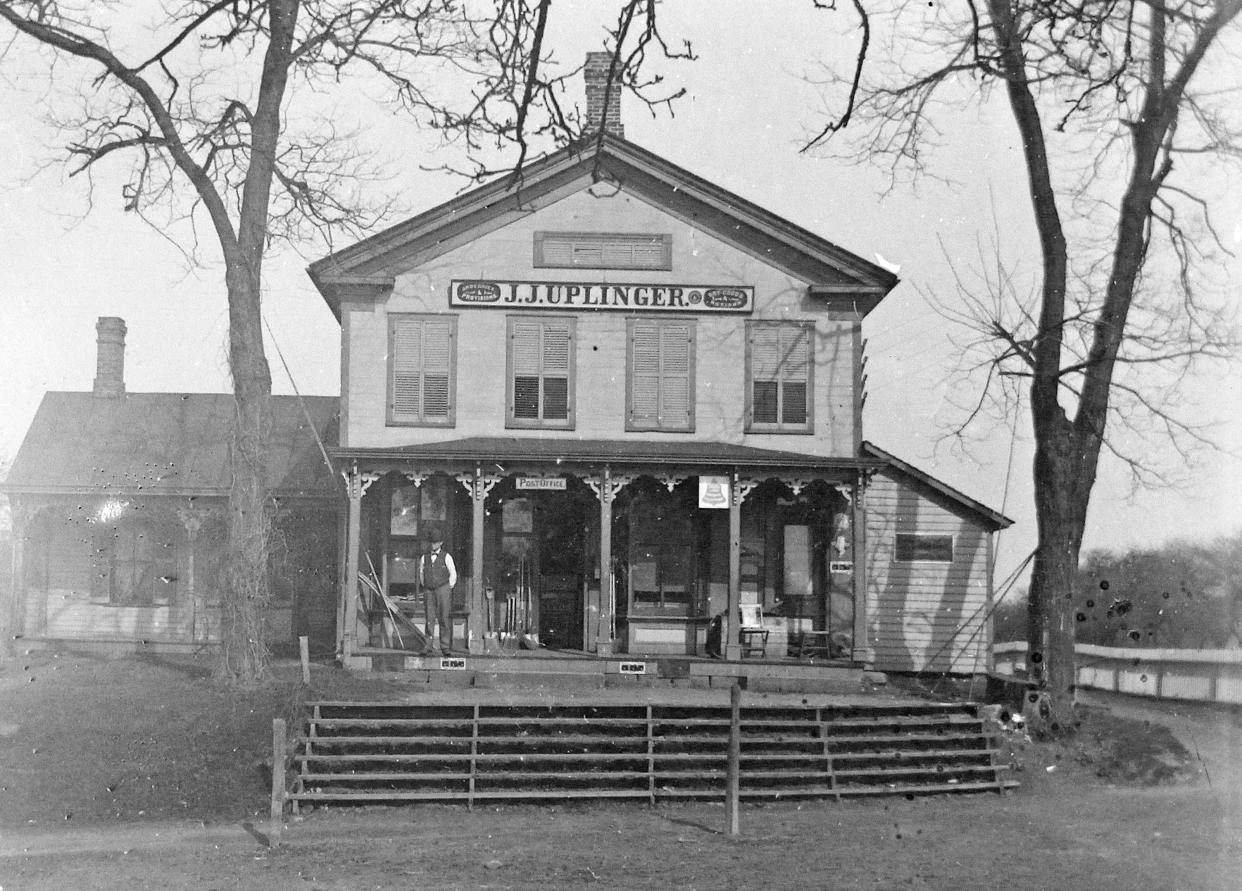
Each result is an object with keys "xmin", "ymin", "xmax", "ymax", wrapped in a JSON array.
[{"xmin": 876, "ymin": 480, "xmax": 990, "ymax": 674}]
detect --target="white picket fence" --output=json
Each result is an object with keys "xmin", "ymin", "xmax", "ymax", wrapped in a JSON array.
[{"xmin": 993, "ymin": 641, "xmax": 1242, "ymax": 705}]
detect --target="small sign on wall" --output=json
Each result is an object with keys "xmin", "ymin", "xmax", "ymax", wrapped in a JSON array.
[
  {"xmin": 618, "ymin": 661, "xmax": 648, "ymax": 674},
  {"xmin": 699, "ymin": 476, "xmax": 730, "ymax": 509},
  {"xmin": 516, "ymin": 476, "xmax": 567, "ymax": 490}
]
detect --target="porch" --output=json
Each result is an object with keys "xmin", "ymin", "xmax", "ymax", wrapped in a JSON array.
[
  {"xmin": 335, "ymin": 437, "xmax": 880, "ymax": 668},
  {"xmin": 342, "ymin": 644, "xmax": 865, "ymax": 695}
]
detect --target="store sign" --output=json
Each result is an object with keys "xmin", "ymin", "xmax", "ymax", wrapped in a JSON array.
[
  {"xmin": 450, "ymin": 280, "xmax": 753, "ymax": 313},
  {"xmin": 698, "ymin": 476, "xmax": 730, "ymax": 509},
  {"xmin": 516, "ymin": 476, "xmax": 567, "ymax": 491}
]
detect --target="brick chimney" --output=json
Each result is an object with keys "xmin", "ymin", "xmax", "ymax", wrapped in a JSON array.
[
  {"xmin": 93, "ymin": 316, "xmax": 127, "ymax": 398},
  {"xmin": 584, "ymin": 51, "xmax": 624, "ymax": 138}
]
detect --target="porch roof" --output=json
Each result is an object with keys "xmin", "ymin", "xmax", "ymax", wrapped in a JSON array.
[{"xmin": 331, "ymin": 436, "xmax": 881, "ymax": 472}]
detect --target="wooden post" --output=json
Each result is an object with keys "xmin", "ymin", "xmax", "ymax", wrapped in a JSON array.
[
  {"xmin": 725, "ymin": 474, "xmax": 742, "ymax": 661},
  {"xmin": 850, "ymin": 472, "xmax": 870, "ymax": 665},
  {"xmin": 727, "ymin": 683, "xmax": 741, "ymax": 836},
  {"xmin": 597, "ymin": 467, "xmax": 615, "ymax": 656},
  {"xmin": 470, "ymin": 467, "xmax": 487, "ymax": 654},
  {"xmin": 269, "ymin": 718, "xmax": 286, "ymax": 848},
  {"xmin": 299, "ymin": 636, "xmax": 311, "ymax": 685},
  {"xmin": 343, "ymin": 470, "xmax": 364, "ymax": 660}
]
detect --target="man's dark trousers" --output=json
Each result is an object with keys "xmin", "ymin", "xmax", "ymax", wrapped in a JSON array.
[{"xmin": 426, "ymin": 583, "xmax": 453, "ymax": 654}]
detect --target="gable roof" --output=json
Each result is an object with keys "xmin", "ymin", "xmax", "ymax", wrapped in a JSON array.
[
  {"xmin": 862, "ymin": 441, "xmax": 1014, "ymax": 531},
  {"xmin": 2, "ymin": 393, "xmax": 340, "ymax": 499},
  {"xmin": 308, "ymin": 133, "xmax": 899, "ymax": 319}
]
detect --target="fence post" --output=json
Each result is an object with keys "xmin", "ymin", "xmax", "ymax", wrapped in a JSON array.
[
  {"xmin": 270, "ymin": 718, "xmax": 287, "ymax": 848},
  {"xmin": 300, "ymin": 636, "xmax": 311, "ymax": 685},
  {"xmin": 727, "ymin": 683, "xmax": 741, "ymax": 837}
]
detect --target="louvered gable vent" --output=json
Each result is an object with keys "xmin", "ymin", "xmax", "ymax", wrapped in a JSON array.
[{"xmin": 536, "ymin": 232, "xmax": 671, "ymax": 270}]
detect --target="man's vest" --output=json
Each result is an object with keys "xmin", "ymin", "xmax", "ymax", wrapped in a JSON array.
[{"xmin": 422, "ymin": 550, "xmax": 451, "ymax": 588}]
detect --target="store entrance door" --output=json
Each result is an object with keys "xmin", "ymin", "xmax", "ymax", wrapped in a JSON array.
[{"xmin": 487, "ymin": 480, "xmax": 592, "ymax": 652}]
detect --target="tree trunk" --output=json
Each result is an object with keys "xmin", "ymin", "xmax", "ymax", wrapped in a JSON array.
[
  {"xmin": 213, "ymin": 0, "xmax": 296, "ymax": 686},
  {"xmin": 1025, "ymin": 419, "xmax": 1090, "ymax": 734},
  {"xmin": 216, "ymin": 265, "xmax": 274, "ymax": 686}
]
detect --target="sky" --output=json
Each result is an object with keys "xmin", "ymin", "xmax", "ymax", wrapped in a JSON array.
[{"xmin": 0, "ymin": 3, "xmax": 1239, "ymax": 595}]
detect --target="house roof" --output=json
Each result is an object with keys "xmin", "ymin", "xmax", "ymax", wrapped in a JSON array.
[
  {"xmin": 2, "ymin": 393, "xmax": 340, "ymax": 499},
  {"xmin": 861, "ymin": 441, "xmax": 1014, "ymax": 530},
  {"xmin": 307, "ymin": 133, "xmax": 900, "ymax": 319},
  {"xmin": 332, "ymin": 436, "xmax": 882, "ymax": 472}
]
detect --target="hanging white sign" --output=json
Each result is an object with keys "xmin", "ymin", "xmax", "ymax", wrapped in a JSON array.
[
  {"xmin": 516, "ymin": 476, "xmax": 567, "ymax": 490},
  {"xmin": 450, "ymin": 280, "xmax": 753, "ymax": 313},
  {"xmin": 698, "ymin": 475, "xmax": 730, "ymax": 509}
]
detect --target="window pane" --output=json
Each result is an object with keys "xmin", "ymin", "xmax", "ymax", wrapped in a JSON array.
[
  {"xmin": 753, "ymin": 381, "xmax": 778, "ymax": 423},
  {"xmin": 895, "ymin": 534, "xmax": 954, "ymax": 562},
  {"xmin": 543, "ymin": 377, "xmax": 568, "ymax": 419},
  {"xmin": 513, "ymin": 376, "xmax": 540, "ymax": 418},
  {"xmin": 781, "ymin": 382, "xmax": 807, "ymax": 424},
  {"xmin": 423, "ymin": 375, "xmax": 450, "ymax": 417}
]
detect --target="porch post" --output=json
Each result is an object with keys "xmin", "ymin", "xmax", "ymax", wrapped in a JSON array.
[
  {"xmin": 851, "ymin": 470, "xmax": 871, "ymax": 666},
  {"xmin": 469, "ymin": 464, "xmax": 487, "ymax": 654},
  {"xmin": 340, "ymin": 466, "xmax": 378, "ymax": 662},
  {"xmin": 597, "ymin": 466, "xmax": 615, "ymax": 656},
  {"xmin": 726, "ymin": 473, "xmax": 743, "ymax": 661}
]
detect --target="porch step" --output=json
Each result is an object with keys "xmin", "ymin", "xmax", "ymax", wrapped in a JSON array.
[{"xmin": 285, "ymin": 701, "xmax": 1017, "ymax": 807}]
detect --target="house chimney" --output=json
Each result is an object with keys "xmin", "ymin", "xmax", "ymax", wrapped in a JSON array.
[
  {"xmin": 93, "ymin": 316, "xmax": 127, "ymax": 398},
  {"xmin": 584, "ymin": 51, "xmax": 624, "ymax": 138}
]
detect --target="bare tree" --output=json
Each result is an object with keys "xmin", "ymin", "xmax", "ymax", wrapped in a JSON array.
[
  {"xmin": 807, "ymin": 0, "xmax": 1241, "ymax": 730},
  {"xmin": 0, "ymin": 0, "xmax": 684, "ymax": 685}
]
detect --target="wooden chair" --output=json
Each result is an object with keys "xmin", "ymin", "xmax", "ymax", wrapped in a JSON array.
[{"xmin": 738, "ymin": 605, "xmax": 769, "ymax": 658}]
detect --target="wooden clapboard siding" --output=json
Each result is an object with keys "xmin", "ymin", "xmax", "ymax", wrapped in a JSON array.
[
  {"xmin": 866, "ymin": 470, "xmax": 993, "ymax": 673},
  {"xmin": 344, "ymin": 187, "xmax": 858, "ymax": 455}
]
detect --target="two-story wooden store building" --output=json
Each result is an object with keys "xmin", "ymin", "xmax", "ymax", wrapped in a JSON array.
[{"xmin": 308, "ymin": 56, "xmax": 1011, "ymax": 674}]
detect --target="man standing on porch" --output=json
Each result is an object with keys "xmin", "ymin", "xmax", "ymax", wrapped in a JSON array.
[{"xmin": 419, "ymin": 532, "xmax": 458, "ymax": 656}]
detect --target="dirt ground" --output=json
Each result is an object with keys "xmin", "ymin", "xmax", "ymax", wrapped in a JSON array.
[{"xmin": 1, "ymin": 648, "xmax": 1240, "ymax": 890}]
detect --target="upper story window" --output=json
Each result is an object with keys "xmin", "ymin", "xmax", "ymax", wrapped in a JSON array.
[
  {"xmin": 895, "ymin": 533, "xmax": 954, "ymax": 563},
  {"xmin": 507, "ymin": 316, "xmax": 575, "ymax": 429},
  {"xmin": 389, "ymin": 314, "xmax": 456, "ymax": 427},
  {"xmin": 534, "ymin": 232, "xmax": 672, "ymax": 270},
  {"xmin": 746, "ymin": 321, "xmax": 814, "ymax": 434},
  {"xmin": 627, "ymin": 318, "xmax": 695, "ymax": 432}
]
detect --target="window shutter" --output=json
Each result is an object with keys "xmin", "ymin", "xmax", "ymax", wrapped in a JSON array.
[
  {"xmin": 422, "ymin": 320, "xmax": 452, "ymax": 419},
  {"xmin": 659, "ymin": 323, "xmax": 692, "ymax": 428},
  {"xmin": 542, "ymin": 322, "xmax": 571, "ymax": 420},
  {"xmin": 630, "ymin": 322, "xmax": 661, "ymax": 424},
  {"xmin": 781, "ymin": 327, "xmax": 809, "ymax": 424},
  {"xmin": 391, "ymin": 319, "xmax": 424, "ymax": 419}
]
